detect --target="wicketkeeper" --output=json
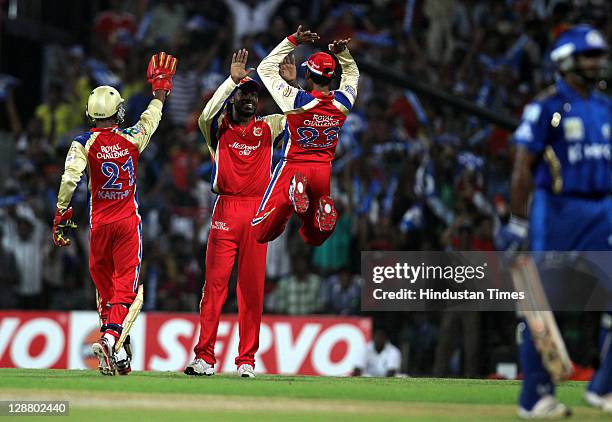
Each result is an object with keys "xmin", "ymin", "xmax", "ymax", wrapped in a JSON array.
[{"xmin": 52, "ymin": 52, "xmax": 177, "ymax": 375}]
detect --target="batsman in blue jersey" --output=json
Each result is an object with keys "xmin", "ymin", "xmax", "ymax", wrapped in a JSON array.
[{"xmin": 498, "ymin": 25, "xmax": 611, "ymax": 418}]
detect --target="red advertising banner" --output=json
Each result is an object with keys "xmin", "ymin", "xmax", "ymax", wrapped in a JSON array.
[{"xmin": 0, "ymin": 311, "xmax": 371, "ymax": 376}]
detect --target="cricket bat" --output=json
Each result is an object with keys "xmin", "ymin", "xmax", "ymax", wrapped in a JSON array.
[
  {"xmin": 511, "ymin": 254, "xmax": 573, "ymax": 383},
  {"xmin": 114, "ymin": 284, "xmax": 144, "ymax": 353}
]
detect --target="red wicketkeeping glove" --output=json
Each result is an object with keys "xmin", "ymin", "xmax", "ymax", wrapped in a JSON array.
[
  {"xmin": 147, "ymin": 52, "xmax": 178, "ymax": 95},
  {"xmin": 52, "ymin": 207, "xmax": 77, "ymax": 247}
]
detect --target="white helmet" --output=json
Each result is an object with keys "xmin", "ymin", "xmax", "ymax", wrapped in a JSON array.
[{"xmin": 86, "ymin": 86, "xmax": 125, "ymax": 123}]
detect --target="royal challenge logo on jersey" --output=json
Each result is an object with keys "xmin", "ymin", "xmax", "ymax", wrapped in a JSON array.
[
  {"xmin": 97, "ymin": 143, "xmax": 130, "ymax": 159},
  {"xmin": 211, "ymin": 221, "xmax": 230, "ymax": 231}
]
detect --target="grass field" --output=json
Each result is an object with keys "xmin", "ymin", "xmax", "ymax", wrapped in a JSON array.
[{"xmin": 0, "ymin": 369, "xmax": 609, "ymax": 421}]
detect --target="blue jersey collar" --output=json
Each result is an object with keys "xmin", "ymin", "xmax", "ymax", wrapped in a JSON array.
[{"xmin": 556, "ymin": 78, "xmax": 594, "ymax": 101}]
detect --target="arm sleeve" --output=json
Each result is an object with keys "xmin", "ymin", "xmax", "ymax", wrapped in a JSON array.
[
  {"xmin": 511, "ymin": 101, "xmax": 548, "ymax": 154},
  {"xmin": 262, "ymin": 114, "xmax": 287, "ymax": 146},
  {"xmin": 198, "ymin": 77, "xmax": 237, "ymax": 156},
  {"xmin": 126, "ymin": 98, "xmax": 164, "ymax": 153},
  {"xmin": 335, "ymin": 49, "xmax": 359, "ymax": 107},
  {"xmin": 56, "ymin": 142, "xmax": 88, "ymax": 210},
  {"xmin": 257, "ymin": 38, "xmax": 301, "ymax": 112}
]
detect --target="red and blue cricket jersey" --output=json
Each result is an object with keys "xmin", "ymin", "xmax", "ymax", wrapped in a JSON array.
[
  {"xmin": 198, "ymin": 77, "xmax": 286, "ymax": 196},
  {"xmin": 257, "ymin": 37, "xmax": 359, "ymax": 163},
  {"xmin": 56, "ymin": 99, "xmax": 163, "ymax": 228}
]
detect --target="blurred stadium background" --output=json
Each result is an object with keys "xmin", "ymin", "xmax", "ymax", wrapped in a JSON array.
[{"xmin": 0, "ymin": 0, "xmax": 609, "ymax": 379}]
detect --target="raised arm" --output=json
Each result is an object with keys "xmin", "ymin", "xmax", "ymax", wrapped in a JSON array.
[
  {"xmin": 198, "ymin": 78, "xmax": 237, "ymax": 154},
  {"xmin": 124, "ymin": 52, "xmax": 177, "ymax": 153},
  {"xmin": 199, "ymin": 49, "xmax": 254, "ymax": 155},
  {"xmin": 257, "ymin": 26, "xmax": 319, "ymax": 112},
  {"xmin": 329, "ymin": 38, "xmax": 359, "ymax": 107}
]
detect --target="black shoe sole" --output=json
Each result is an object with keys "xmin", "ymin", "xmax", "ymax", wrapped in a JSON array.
[{"xmin": 184, "ymin": 367, "xmax": 213, "ymax": 376}]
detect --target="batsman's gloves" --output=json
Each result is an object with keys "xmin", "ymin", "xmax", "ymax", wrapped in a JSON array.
[
  {"xmin": 495, "ymin": 214, "xmax": 528, "ymax": 254},
  {"xmin": 147, "ymin": 52, "xmax": 178, "ymax": 95},
  {"xmin": 53, "ymin": 207, "xmax": 77, "ymax": 247}
]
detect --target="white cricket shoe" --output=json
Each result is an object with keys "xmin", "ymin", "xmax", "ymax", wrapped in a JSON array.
[
  {"xmin": 184, "ymin": 358, "xmax": 214, "ymax": 376},
  {"xmin": 584, "ymin": 390, "xmax": 612, "ymax": 413},
  {"xmin": 92, "ymin": 337, "xmax": 115, "ymax": 376},
  {"xmin": 518, "ymin": 395, "xmax": 571, "ymax": 419},
  {"xmin": 238, "ymin": 364, "xmax": 255, "ymax": 378}
]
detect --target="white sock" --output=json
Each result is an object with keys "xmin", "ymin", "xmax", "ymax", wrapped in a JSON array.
[
  {"xmin": 103, "ymin": 333, "xmax": 116, "ymax": 348},
  {"xmin": 115, "ymin": 347, "xmax": 128, "ymax": 361}
]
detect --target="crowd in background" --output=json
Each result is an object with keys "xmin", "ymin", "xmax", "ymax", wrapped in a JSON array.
[{"xmin": 0, "ymin": 0, "xmax": 609, "ymax": 377}]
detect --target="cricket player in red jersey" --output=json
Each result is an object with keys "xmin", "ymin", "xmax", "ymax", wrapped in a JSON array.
[
  {"xmin": 52, "ymin": 52, "xmax": 177, "ymax": 375},
  {"xmin": 184, "ymin": 49, "xmax": 286, "ymax": 378},
  {"xmin": 252, "ymin": 26, "xmax": 359, "ymax": 246}
]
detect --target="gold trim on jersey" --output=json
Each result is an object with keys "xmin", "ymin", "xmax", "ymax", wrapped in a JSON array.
[{"xmin": 544, "ymin": 146, "xmax": 563, "ymax": 194}]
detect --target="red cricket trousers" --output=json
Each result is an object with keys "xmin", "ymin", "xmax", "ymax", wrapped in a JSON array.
[
  {"xmin": 89, "ymin": 214, "xmax": 141, "ymax": 339},
  {"xmin": 194, "ymin": 196, "xmax": 267, "ymax": 368},
  {"xmin": 252, "ymin": 161, "xmax": 335, "ymax": 246}
]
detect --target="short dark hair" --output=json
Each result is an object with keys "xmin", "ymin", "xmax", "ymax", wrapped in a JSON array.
[{"xmin": 308, "ymin": 70, "xmax": 333, "ymax": 86}]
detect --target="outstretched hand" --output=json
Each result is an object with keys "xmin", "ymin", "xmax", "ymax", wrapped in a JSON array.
[
  {"xmin": 231, "ymin": 49, "xmax": 254, "ymax": 84},
  {"xmin": 280, "ymin": 54, "xmax": 297, "ymax": 82},
  {"xmin": 329, "ymin": 38, "xmax": 351, "ymax": 54},
  {"xmin": 292, "ymin": 25, "xmax": 319, "ymax": 44}
]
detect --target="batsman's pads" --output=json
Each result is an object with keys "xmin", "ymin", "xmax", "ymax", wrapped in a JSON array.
[
  {"xmin": 52, "ymin": 207, "xmax": 77, "ymax": 247},
  {"xmin": 114, "ymin": 284, "xmax": 144, "ymax": 353},
  {"xmin": 147, "ymin": 52, "xmax": 177, "ymax": 94},
  {"xmin": 511, "ymin": 255, "xmax": 573, "ymax": 383}
]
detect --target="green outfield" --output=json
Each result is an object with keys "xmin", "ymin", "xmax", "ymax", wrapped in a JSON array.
[{"xmin": 0, "ymin": 369, "xmax": 608, "ymax": 421}]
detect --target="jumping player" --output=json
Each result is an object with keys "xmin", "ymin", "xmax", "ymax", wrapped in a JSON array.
[
  {"xmin": 498, "ymin": 25, "xmax": 610, "ymax": 418},
  {"xmin": 52, "ymin": 52, "xmax": 177, "ymax": 375},
  {"xmin": 252, "ymin": 25, "xmax": 359, "ymax": 246},
  {"xmin": 184, "ymin": 49, "xmax": 286, "ymax": 378}
]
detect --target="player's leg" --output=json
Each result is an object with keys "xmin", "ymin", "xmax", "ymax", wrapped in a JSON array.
[
  {"xmin": 517, "ymin": 191, "xmax": 570, "ymax": 418},
  {"xmin": 585, "ymin": 313, "xmax": 612, "ymax": 411},
  {"xmin": 107, "ymin": 215, "xmax": 142, "ymax": 374},
  {"xmin": 252, "ymin": 161, "xmax": 294, "ymax": 243},
  {"xmin": 585, "ymin": 198, "xmax": 612, "ymax": 411},
  {"xmin": 188, "ymin": 197, "xmax": 238, "ymax": 375},
  {"xmin": 517, "ymin": 320, "xmax": 558, "ymax": 410},
  {"xmin": 235, "ymin": 200, "xmax": 267, "ymax": 376},
  {"xmin": 297, "ymin": 164, "xmax": 337, "ymax": 246},
  {"xmin": 89, "ymin": 223, "xmax": 117, "ymax": 375}
]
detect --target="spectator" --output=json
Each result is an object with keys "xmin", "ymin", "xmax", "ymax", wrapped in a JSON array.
[
  {"xmin": 353, "ymin": 329, "xmax": 402, "ymax": 377},
  {"xmin": 33, "ymin": 83, "xmax": 79, "ymax": 146},
  {"xmin": 0, "ymin": 226, "xmax": 19, "ymax": 309},
  {"xmin": 141, "ymin": 0, "xmax": 187, "ymax": 49},
  {"xmin": 320, "ymin": 268, "xmax": 361, "ymax": 315},
  {"xmin": 274, "ymin": 255, "xmax": 322, "ymax": 315},
  {"xmin": 2, "ymin": 205, "xmax": 45, "ymax": 309},
  {"xmin": 223, "ymin": 0, "xmax": 284, "ymax": 48}
]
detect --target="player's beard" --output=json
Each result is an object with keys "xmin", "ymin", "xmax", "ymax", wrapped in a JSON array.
[{"xmin": 236, "ymin": 101, "xmax": 257, "ymax": 119}]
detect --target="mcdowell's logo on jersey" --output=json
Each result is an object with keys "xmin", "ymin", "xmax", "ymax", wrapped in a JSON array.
[
  {"xmin": 97, "ymin": 143, "xmax": 130, "ymax": 159},
  {"xmin": 211, "ymin": 221, "xmax": 230, "ymax": 231},
  {"xmin": 229, "ymin": 141, "xmax": 261, "ymax": 156}
]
